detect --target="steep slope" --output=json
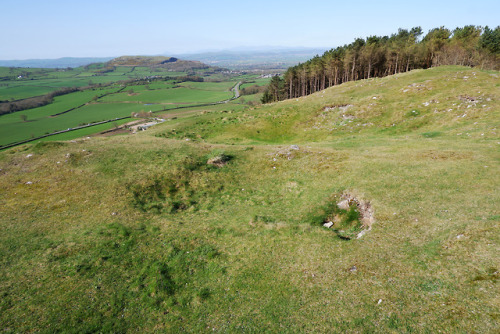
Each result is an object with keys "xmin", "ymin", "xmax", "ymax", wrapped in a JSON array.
[{"xmin": 0, "ymin": 66, "xmax": 498, "ymax": 333}]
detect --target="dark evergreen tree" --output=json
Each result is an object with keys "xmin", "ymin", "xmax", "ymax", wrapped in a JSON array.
[{"xmin": 262, "ymin": 25, "xmax": 499, "ymax": 104}]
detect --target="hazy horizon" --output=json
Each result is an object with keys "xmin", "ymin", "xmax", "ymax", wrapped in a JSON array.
[
  {"xmin": 1, "ymin": 0, "xmax": 498, "ymax": 60},
  {"xmin": 0, "ymin": 46, "xmax": 329, "ymax": 62}
]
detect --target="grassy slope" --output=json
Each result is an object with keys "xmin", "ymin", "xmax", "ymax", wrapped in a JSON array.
[{"xmin": 0, "ymin": 66, "xmax": 498, "ymax": 333}]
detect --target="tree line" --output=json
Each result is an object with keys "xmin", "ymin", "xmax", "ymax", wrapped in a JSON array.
[
  {"xmin": 0, "ymin": 87, "xmax": 80, "ymax": 115},
  {"xmin": 262, "ymin": 25, "xmax": 500, "ymax": 103},
  {"xmin": 0, "ymin": 74, "xmax": 206, "ymax": 116}
]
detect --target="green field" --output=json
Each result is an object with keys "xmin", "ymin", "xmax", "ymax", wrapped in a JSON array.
[
  {"xmin": 1, "ymin": 66, "xmax": 498, "ymax": 332},
  {"xmin": 0, "ymin": 65, "xmax": 208, "ymax": 101},
  {"xmin": 178, "ymin": 81, "xmax": 237, "ymax": 91},
  {"xmin": 99, "ymin": 87, "xmax": 233, "ymax": 104},
  {"xmin": 0, "ymin": 65, "xmax": 253, "ymax": 147}
]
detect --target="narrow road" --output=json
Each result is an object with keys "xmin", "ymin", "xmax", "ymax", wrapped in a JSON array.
[{"xmin": 233, "ymin": 81, "xmax": 241, "ymax": 98}]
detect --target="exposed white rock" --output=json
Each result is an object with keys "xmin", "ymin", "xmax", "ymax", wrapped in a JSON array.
[
  {"xmin": 357, "ymin": 230, "xmax": 368, "ymax": 239},
  {"xmin": 337, "ymin": 200, "xmax": 350, "ymax": 210}
]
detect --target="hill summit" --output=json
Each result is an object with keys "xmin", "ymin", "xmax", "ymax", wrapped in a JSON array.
[{"xmin": 107, "ymin": 55, "xmax": 210, "ymax": 71}]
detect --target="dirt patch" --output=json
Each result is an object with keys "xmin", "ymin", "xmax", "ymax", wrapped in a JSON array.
[
  {"xmin": 338, "ymin": 193, "xmax": 375, "ymax": 229},
  {"xmin": 323, "ymin": 104, "xmax": 353, "ymax": 112},
  {"xmin": 319, "ymin": 192, "xmax": 374, "ymax": 240},
  {"xmin": 418, "ymin": 150, "xmax": 472, "ymax": 160},
  {"xmin": 207, "ymin": 154, "xmax": 232, "ymax": 168}
]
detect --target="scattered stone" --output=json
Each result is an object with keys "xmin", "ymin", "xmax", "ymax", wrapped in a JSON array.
[
  {"xmin": 349, "ymin": 265, "xmax": 357, "ymax": 272},
  {"xmin": 323, "ymin": 104, "xmax": 352, "ymax": 112},
  {"xmin": 457, "ymin": 234, "xmax": 464, "ymax": 239},
  {"xmin": 26, "ymin": 181, "xmax": 33, "ymax": 185},
  {"xmin": 323, "ymin": 221, "xmax": 334, "ymax": 228},
  {"xmin": 26, "ymin": 154, "xmax": 33, "ymax": 158},
  {"xmin": 357, "ymin": 230, "xmax": 368, "ymax": 239},
  {"xmin": 271, "ymin": 145, "xmax": 304, "ymax": 160},
  {"xmin": 459, "ymin": 95, "xmax": 478, "ymax": 103},
  {"xmin": 112, "ymin": 212, "xmax": 118, "ymax": 216},
  {"xmin": 338, "ymin": 105, "xmax": 353, "ymax": 112}
]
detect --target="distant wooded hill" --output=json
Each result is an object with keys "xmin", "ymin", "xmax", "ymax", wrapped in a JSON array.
[
  {"xmin": 0, "ymin": 56, "xmax": 211, "ymax": 71},
  {"xmin": 262, "ymin": 25, "xmax": 500, "ymax": 103},
  {"xmin": 107, "ymin": 56, "xmax": 209, "ymax": 71}
]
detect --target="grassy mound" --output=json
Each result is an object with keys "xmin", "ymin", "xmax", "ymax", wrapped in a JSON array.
[{"xmin": 0, "ymin": 66, "xmax": 498, "ymax": 332}]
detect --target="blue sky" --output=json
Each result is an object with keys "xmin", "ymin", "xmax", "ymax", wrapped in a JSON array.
[{"xmin": 1, "ymin": 0, "xmax": 498, "ymax": 59}]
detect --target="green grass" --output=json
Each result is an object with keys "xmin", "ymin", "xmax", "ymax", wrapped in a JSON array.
[
  {"xmin": 100, "ymin": 86, "xmax": 232, "ymax": 104},
  {"xmin": 0, "ymin": 66, "xmax": 498, "ymax": 332},
  {"xmin": 178, "ymin": 81, "xmax": 236, "ymax": 91},
  {"xmin": 0, "ymin": 74, "xmax": 242, "ymax": 146},
  {"xmin": 0, "ymin": 85, "xmax": 56, "ymax": 100},
  {"xmin": 0, "ymin": 86, "xmax": 125, "ymax": 145},
  {"xmin": 35, "ymin": 119, "xmax": 132, "ymax": 142},
  {"xmin": 0, "ymin": 65, "xmax": 203, "ymax": 101}
]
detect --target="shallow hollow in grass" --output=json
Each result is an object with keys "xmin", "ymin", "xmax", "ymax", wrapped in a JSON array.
[{"xmin": 310, "ymin": 192, "xmax": 374, "ymax": 240}]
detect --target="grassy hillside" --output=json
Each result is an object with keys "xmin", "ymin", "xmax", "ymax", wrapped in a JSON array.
[
  {"xmin": 0, "ymin": 66, "xmax": 498, "ymax": 332},
  {"xmin": 108, "ymin": 56, "xmax": 209, "ymax": 71}
]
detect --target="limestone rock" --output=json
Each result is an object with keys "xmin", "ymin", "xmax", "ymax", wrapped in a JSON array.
[
  {"xmin": 323, "ymin": 221, "xmax": 334, "ymax": 228},
  {"xmin": 337, "ymin": 199, "xmax": 350, "ymax": 210},
  {"xmin": 357, "ymin": 230, "xmax": 367, "ymax": 238}
]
